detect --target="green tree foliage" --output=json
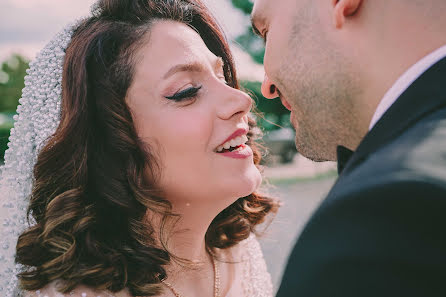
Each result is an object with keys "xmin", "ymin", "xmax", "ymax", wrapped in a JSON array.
[
  {"xmin": 0, "ymin": 119, "xmax": 12, "ymax": 161},
  {"xmin": 0, "ymin": 54, "xmax": 29, "ymax": 113},
  {"xmin": 0, "ymin": 54, "xmax": 29, "ymax": 160},
  {"xmin": 236, "ymin": 29, "xmax": 265, "ymax": 64},
  {"xmin": 231, "ymin": 0, "xmax": 265, "ymax": 64},
  {"xmin": 241, "ymin": 81, "xmax": 291, "ymax": 129},
  {"xmin": 230, "ymin": 0, "xmax": 253, "ymax": 14}
]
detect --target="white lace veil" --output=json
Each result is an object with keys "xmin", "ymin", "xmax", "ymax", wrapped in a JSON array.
[{"xmin": 0, "ymin": 21, "xmax": 80, "ymax": 297}]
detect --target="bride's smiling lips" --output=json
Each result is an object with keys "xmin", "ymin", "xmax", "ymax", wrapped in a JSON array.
[
  {"xmin": 217, "ymin": 127, "xmax": 249, "ymax": 148},
  {"xmin": 214, "ymin": 126, "xmax": 253, "ymax": 159}
]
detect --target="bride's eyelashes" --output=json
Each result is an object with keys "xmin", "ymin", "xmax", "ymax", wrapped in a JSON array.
[
  {"xmin": 164, "ymin": 63, "xmax": 227, "ymax": 102},
  {"xmin": 165, "ymin": 85, "xmax": 202, "ymax": 102}
]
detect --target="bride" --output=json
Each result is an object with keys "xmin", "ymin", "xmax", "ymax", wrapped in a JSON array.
[{"xmin": 0, "ymin": 0, "xmax": 279, "ymax": 296}]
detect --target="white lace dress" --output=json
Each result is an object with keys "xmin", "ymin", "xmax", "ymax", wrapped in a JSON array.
[{"xmin": 23, "ymin": 234, "xmax": 273, "ymax": 297}]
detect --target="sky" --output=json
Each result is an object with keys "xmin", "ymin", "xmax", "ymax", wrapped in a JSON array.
[
  {"xmin": 0, "ymin": 0, "xmax": 263, "ymax": 80},
  {"xmin": 0, "ymin": 0, "xmax": 249, "ymax": 56}
]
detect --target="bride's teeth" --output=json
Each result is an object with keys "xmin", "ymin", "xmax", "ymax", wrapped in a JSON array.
[{"xmin": 217, "ymin": 134, "xmax": 249, "ymax": 152}]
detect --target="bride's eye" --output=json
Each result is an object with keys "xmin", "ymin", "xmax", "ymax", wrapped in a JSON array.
[{"xmin": 165, "ymin": 85, "xmax": 202, "ymax": 102}]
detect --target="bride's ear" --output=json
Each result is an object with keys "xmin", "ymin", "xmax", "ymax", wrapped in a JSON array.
[{"xmin": 332, "ymin": 0, "xmax": 363, "ymax": 29}]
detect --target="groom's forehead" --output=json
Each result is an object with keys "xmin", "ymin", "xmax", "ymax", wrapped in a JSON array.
[
  {"xmin": 252, "ymin": 0, "xmax": 296, "ymax": 19},
  {"xmin": 252, "ymin": 0, "xmax": 268, "ymax": 15}
]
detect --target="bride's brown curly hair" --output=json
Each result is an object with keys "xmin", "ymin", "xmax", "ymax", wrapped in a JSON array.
[{"xmin": 15, "ymin": 0, "xmax": 279, "ymax": 296}]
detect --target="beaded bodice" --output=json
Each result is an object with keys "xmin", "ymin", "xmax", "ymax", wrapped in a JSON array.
[
  {"xmin": 23, "ymin": 234, "xmax": 273, "ymax": 297},
  {"xmin": 239, "ymin": 234, "xmax": 273, "ymax": 297}
]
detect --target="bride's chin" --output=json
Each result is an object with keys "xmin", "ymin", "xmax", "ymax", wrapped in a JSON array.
[
  {"xmin": 251, "ymin": 169, "xmax": 263, "ymax": 192},
  {"xmin": 235, "ymin": 168, "xmax": 263, "ymax": 198}
]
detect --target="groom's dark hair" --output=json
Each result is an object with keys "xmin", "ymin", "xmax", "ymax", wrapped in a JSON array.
[{"xmin": 15, "ymin": 0, "xmax": 279, "ymax": 296}]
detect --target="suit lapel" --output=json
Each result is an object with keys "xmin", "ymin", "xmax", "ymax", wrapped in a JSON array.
[
  {"xmin": 340, "ymin": 57, "xmax": 446, "ymax": 176},
  {"xmin": 336, "ymin": 145, "xmax": 354, "ymax": 174}
]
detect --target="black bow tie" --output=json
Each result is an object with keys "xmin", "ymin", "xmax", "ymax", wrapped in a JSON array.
[{"xmin": 337, "ymin": 145, "xmax": 354, "ymax": 174}]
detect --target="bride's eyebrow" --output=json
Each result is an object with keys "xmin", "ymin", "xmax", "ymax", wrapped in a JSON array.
[
  {"xmin": 163, "ymin": 57, "xmax": 224, "ymax": 79},
  {"xmin": 163, "ymin": 62, "xmax": 205, "ymax": 79}
]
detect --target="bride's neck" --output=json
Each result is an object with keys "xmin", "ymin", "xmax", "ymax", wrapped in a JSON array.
[
  {"xmin": 151, "ymin": 198, "xmax": 222, "ymax": 264},
  {"xmin": 151, "ymin": 199, "xmax": 221, "ymax": 297}
]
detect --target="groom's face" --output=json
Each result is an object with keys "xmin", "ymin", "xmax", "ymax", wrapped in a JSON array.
[{"xmin": 252, "ymin": 0, "xmax": 361, "ymax": 161}]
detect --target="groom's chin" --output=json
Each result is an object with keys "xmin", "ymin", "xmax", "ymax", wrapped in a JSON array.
[{"xmin": 294, "ymin": 132, "xmax": 337, "ymax": 162}]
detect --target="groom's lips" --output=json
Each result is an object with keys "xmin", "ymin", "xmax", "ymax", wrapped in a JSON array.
[
  {"xmin": 276, "ymin": 89, "xmax": 292, "ymax": 111},
  {"xmin": 280, "ymin": 96, "xmax": 292, "ymax": 111}
]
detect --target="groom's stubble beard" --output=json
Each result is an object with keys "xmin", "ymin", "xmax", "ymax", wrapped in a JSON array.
[{"xmin": 277, "ymin": 2, "xmax": 364, "ymax": 162}]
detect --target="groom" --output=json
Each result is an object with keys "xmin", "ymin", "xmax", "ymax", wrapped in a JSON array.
[{"xmin": 251, "ymin": 0, "xmax": 446, "ymax": 296}]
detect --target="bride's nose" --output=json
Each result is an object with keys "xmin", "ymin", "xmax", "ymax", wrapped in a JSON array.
[
  {"xmin": 217, "ymin": 86, "xmax": 252, "ymax": 120},
  {"xmin": 261, "ymin": 74, "xmax": 279, "ymax": 99}
]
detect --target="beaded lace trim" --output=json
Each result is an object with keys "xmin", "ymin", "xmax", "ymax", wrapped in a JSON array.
[
  {"xmin": 0, "ymin": 22, "xmax": 78, "ymax": 297},
  {"xmin": 240, "ymin": 234, "xmax": 273, "ymax": 297}
]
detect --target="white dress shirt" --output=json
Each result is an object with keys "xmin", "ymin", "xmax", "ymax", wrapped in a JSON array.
[{"xmin": 369, "ymin": 44, "xmax": 446, "ymax": 130}]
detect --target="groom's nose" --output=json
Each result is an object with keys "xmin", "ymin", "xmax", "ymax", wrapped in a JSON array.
[{"xmin": 261, "ymin": 74, "xmax": 279, "ymax": 99}]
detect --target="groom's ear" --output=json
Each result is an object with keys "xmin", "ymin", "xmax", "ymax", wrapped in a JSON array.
[{"xmin": 332, "ymin": 0, "xmax": 363, "ymax": 29}]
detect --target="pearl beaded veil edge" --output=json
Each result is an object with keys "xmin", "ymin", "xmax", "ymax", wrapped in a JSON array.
[{"xmin": 0, "ymin": 19, "xmax": 82, "ymax": 297}]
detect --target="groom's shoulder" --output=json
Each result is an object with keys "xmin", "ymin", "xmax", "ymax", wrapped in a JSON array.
[
  {"xmin": 378, "ymin": 106, "xmax": 446, "ymax": 176},
  {"xmin": 334, "ymin": 106, "xmax": 446, "ymax": 197}
]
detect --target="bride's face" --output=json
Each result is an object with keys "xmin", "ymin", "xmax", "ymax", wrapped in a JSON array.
[{"xmin": 127, "ymin": 20, "xmax": 262, "ymax": 208}]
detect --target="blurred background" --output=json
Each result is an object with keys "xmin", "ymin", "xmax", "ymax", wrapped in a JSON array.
[{"xmin": 0, "ymin": 0, "xmax": 337, "ymax": 292}]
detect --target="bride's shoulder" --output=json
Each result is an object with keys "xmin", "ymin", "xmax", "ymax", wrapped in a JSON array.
[
  {"xmin": 215, "ymin": 233, "xmax": 263, "ymax": 264},
  {"xmin": 23, "ymin": 280, "xmax": 132, "ymax": 297},
  {"xmin": 233, "ymin": 232, "xmax": 264, "ymax": 260},
  {"xmin": 229, "ymin": 233, "xmax": 274, "ymax": 296}
]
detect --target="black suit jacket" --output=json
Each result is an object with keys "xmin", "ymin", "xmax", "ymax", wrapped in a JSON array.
[{"xmin": 276, "ymin": 57, "xmax": 446, "ymax": 297}]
